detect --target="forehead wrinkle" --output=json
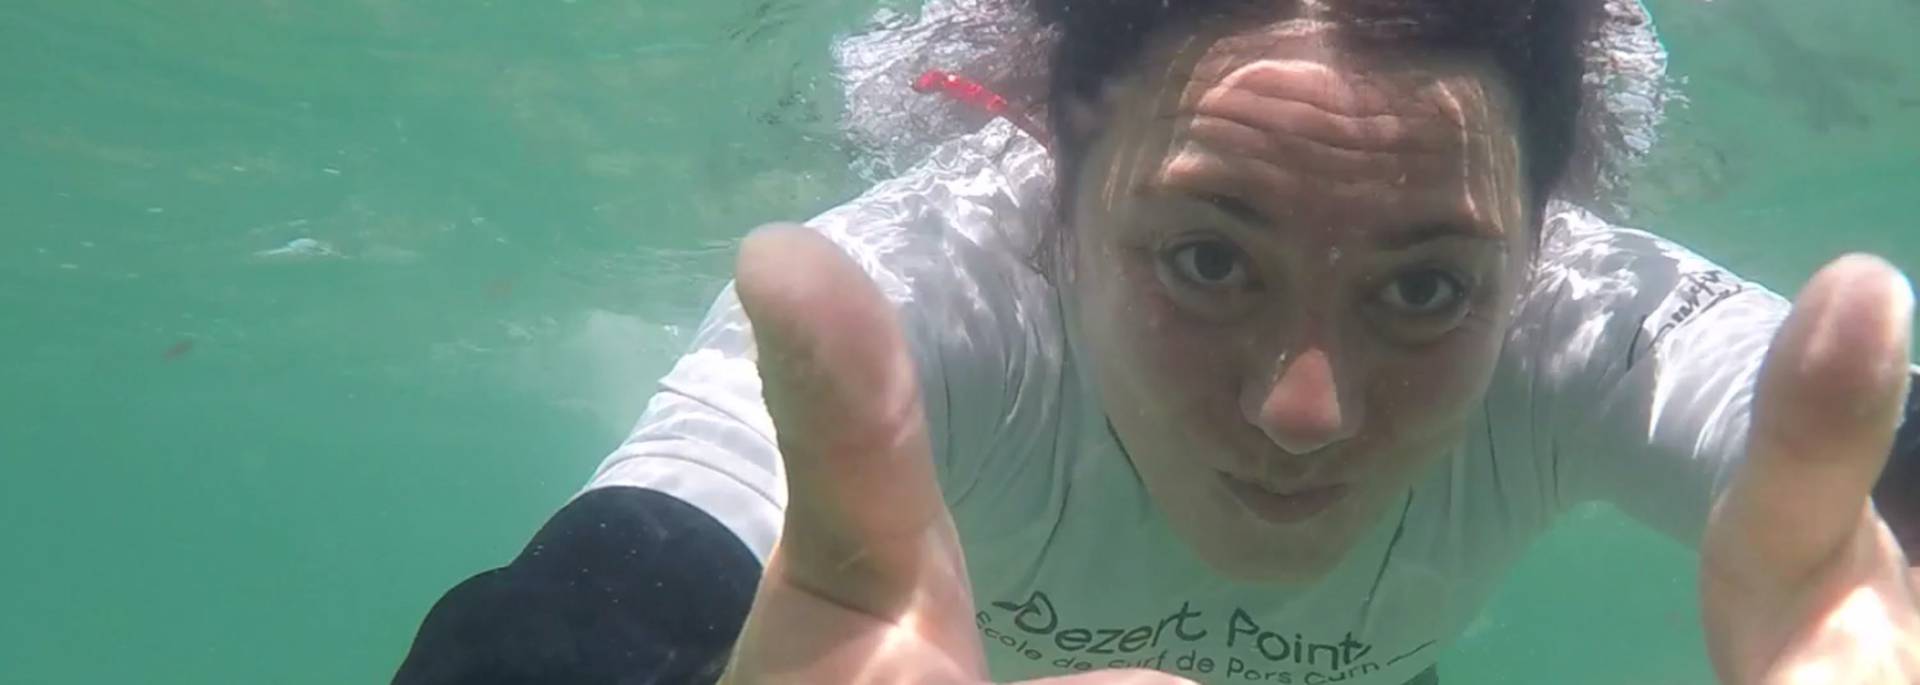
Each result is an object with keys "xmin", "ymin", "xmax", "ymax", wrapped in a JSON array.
[
  {"xmin": 1176, "ymin": 62, "xmax": 1463, "ymax": 161},
  {"xmin": 1203, "ymin": 58, "xmax": 1382, "ymax": 118},
  {"xmin": 1173, "ymin": 111, "xmax": 1446, "ymax": 163},
  {"xmin": 1180, "ymin": 91, "xmax": 1422, "ymax": 147},
  {"xmin": 1166, "ymin": 112, "xmax": 1457, "ymax": 189},
  {"xmin": 1098, "ymin": 24, "xmax": 1528, "ymax": 243},
  {"xmin": 1154, "ymin": 146, "xmax": 1481, "ymax": 227},
  {"xmin": 1156, "ymin": 104, "xmax": 1450, "ymax": 158}
]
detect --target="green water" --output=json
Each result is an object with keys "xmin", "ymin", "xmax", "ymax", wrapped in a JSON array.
[{"xmin": 1, "ymin": 1, "xmax": 1914, "ymax": 683}]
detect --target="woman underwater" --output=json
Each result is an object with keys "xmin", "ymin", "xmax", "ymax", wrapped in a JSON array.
[{"xmin": 396, "ymin": 0, "xmax": 1920, "ymax": 682}]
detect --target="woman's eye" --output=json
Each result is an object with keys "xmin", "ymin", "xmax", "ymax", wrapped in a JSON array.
[
  {"xmin": 1378, "ymin": 269, "xmax": 1466, "ymax": 316},
  {"xmin": 1165, "ymin": 240, "xmax": 1250, "ymax": 288}
]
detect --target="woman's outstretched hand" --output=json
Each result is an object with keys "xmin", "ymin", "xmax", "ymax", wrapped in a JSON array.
[
  {"xmin": 1703, "ymin": 254, "xmax": 1920, "ymax": 683},
  {"xmin": 718, "ymin": 225, "xmax": 1195, "ymax": 685}
]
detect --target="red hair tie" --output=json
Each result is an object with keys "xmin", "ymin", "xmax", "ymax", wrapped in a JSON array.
[
  {"xmin": 914, "ymin": 69, "xmax": 1011, "ymax": 115},
  {"xmin": 912, "ymin": 69, "xmax": 1050, "ymax": 149}
]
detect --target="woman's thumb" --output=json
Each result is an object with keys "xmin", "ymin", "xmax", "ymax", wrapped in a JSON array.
[{"xmin": 734, "ymin": 224, "xmax": 960, "ymax": 619}]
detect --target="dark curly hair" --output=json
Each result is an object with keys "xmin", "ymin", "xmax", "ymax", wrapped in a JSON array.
[{"xmin": 1029, "ymin": 0, "xmax": 1602, "ymax": 224}]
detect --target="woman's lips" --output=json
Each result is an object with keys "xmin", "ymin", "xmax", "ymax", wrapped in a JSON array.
[{"xmin": 1218, "ymin": 473, "xmax": 1349, "ymax": 524}]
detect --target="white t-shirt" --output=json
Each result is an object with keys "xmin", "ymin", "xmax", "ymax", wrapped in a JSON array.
[{"xmin": 585, "ymin": 122, "xmax": 1795, "ymax": 684}]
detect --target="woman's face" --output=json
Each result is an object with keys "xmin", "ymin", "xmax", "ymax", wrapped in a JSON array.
[{"xmin": 1068, "ymin": 23, "xmax": 1536, "ymax": 582}]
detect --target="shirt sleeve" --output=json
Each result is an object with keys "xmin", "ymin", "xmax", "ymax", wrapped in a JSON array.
[
  {"xmin": 579, "ymin": 124, "xmax": 1052, "ymax": 562},
  {"xmin": 1507, "ymin": 205, "xmax": 1792, "ymax": 544}
]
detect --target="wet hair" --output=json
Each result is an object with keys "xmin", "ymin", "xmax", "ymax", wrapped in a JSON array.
[{"xmin": 1029, "ymin": 0, "xmax": 1602, "ymax": 224}]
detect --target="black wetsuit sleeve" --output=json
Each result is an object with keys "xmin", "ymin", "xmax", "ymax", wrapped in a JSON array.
[
  {"xmin": 1874, "ymin": 369, "xmax": 1920, "ymax": 561},
  {"xmin": 392, "ymin": 486, "xmax": 761, "ymax": 685}
]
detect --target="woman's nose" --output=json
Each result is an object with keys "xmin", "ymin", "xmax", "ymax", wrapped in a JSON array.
[{"xmin": 1248, "ymin": 347, "xmax": 1360, "ymax": 455}]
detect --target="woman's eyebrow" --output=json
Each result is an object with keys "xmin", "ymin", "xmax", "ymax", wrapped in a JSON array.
[
  {"xmin": 1374, "ymin": 222, "xmax": 1502, "ymax": 250},
  {"xmin": 1194, "ymin": 191, "xmax": 1268, "ymax": 226},
  {"xmin": 1141, "ymin": 185, "xmax": 1501, "ymax": 248},
  {"xmin": 1130, "ymin": 181, "xmax": 1268, "ymax": 225}
]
